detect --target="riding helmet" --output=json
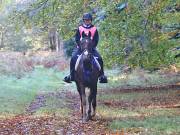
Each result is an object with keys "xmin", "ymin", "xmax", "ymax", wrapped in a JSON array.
[{"xmin": 82, "ymin": 13, "xmax": 93, "ymax": 21}]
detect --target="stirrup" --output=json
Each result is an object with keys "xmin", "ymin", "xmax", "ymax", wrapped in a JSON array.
[
  {"xmin": 63, "ymin": 76, "xmax": 72, "ymax": 83},
  {"xmin": 99, "ymin": 75, "xmax": 108, "ymax": 83}
]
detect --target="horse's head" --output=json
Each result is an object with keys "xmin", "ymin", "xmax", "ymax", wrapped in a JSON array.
[{"xmin": 79, "ymin": 31, "xmax": 94, "ymax": 62}]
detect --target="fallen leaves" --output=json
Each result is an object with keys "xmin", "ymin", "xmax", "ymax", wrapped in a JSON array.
[
  {"xmin": 1, "ymin": 85, "xmax": 179, "ymax": 135},
  {"xmin": 0, "ymin": 115, "xmax": 54, "ymax": 135},
  {"xmin": 0, "ymin": 91, "xmax": 110, "ymax": 135}
]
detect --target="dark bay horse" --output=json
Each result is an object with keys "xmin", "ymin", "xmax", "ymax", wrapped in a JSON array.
[{"xmin": 74, "ymin": 31, "xmax": 101, "ymax": 122}]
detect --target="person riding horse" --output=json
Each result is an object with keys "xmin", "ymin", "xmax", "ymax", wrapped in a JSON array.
[{"xmin": 64, "ymin": 13, "xmax": 107, "ymax": 83}]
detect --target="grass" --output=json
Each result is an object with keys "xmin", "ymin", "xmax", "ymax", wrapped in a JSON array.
[
  {"xmin": 98, "ymin": 89, "xmax": 178, "ymax": 102},
  {"xmin": 34, "ymin": 108, "xmax": 71, "ymax": 118},
  {"xmin": 97, "ymin": 104, "xmax": 180, "ymax": 118},
  {"xmin": 0, "ymin": 66, "xmax": 68, "ymax": 116},
  {"xmin": 97, "ymin": 88, "xmax": 180, "ymax": 135},
  {"xmin": 110, "ymin": 116, "xmax": 180, "ymax": 135},
  {"xmin": 0, "ymin": 52, "xmax": 33, "ymax": 77},
  {"xmin": 98, "ymin": 92, "xmax": 150, "ymax": 101},
  {"xmin": 0, "ymin": 64, "xmax": 179, "ymax": 112},
  {"xmin": 97, "ymin": 106, "xmax": 140, "ymax": 118},
  {"xmin": 34, "ymin": 94, "xmax": 72, "ymax": 118},
  {"xmin": 98, "ymin": 68, "xmax": 180, "ymax": 89},
  {"xmin": 139, "ymin": 108, "xmax": 180, "ymax": 117}
]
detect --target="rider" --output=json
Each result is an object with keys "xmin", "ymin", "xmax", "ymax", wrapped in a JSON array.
[{"xmin": 63, "ymin": 13, "xmax": 107, "ymax": 83}]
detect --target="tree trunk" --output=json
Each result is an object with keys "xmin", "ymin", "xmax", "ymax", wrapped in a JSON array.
[
  {"xmin": 48, "ymin": 27, "xmax": 62, "ymax": 52},
  {"xmin": 0, "ymin": 31, "xmax": 4, "ymax": 49}
]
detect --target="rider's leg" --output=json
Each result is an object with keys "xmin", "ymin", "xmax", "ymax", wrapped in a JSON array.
[
  {"xmin": 93, "ymin": 49, "xmax": 107, "ymax": 83},
  {"xmin": 70, "ymin": 48, "xmax": 80, "ymax": 80},
  {"xmin": 64, "ymin": 48, "xmax": 80, "ymax": 83}
]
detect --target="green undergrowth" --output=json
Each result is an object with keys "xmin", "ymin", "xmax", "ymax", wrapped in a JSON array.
[
  {"xmin": 0, "ymin": 66, "xmax": 69, "ymax": 116},
  {"xmin": 110, "ymin": 115, "xmax": 180, "ymax": 135},
  {"xmin": 34, "ymin": 95, "xmax": 72, "ymax": 118},
  {"xmin": 97, "ymin": 106, "xmax": 180, "ymax": 120},
  {"xmin": 98, "ymin": 89, "xmax": 178, "ymax": 102},
  {"xmin": 97, "ymin": 88, "xmax": 180, "ymax": 135},
  {"xmin": 98, "ymin": 68, "xmax": 180, "ymax": 89},
  {"xmin": 97, "ymin": 105, "xmax": 140, "ymax": 118},
  {"xmin": 99, "ymin": 106, "xmax": 180, "ymax": 135},
  {"xmin": 34, "ymin": 108, "xmax": 71, "ymax": 118},
  {"xmin": 0, "ymin": 66, "xmax": 179, "ymax": 116}
]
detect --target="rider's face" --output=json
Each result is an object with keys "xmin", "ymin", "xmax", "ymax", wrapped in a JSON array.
[{"xmin": 84, "ymin": 19, "xmax": 92, "ymax": 25}]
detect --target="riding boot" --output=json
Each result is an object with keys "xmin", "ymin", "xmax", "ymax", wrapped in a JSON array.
[{"xmin": 98, "ymin": 59, "xmax": 108, "ymax": 83}]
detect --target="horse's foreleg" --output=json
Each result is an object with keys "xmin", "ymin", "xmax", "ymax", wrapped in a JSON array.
[
  {"xmin": 87, "ymin": 90, "xmax": 93, "ymax": 120},
  {"xmin": 76, "ymin": 83, "xmax": 83, "ymax": 118},
  {"xmin": 81, "ymin": 88, "xmax": 87, "ymax": 122},
  {"xmin": 78, "ymin": 92, "xmax": 83, "ymax": 115},
  {"xmin": 78, "ymin": 94, "xmax": 83, "ymax": 118},
  {"xmin": 92, "ymin": 86, "xmax": 97, "ymax": 117}
]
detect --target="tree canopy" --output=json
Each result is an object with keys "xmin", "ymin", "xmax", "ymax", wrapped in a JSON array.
[{"xmin": 0, "ymin": 0, "xmax": 179, "ymax": 69}]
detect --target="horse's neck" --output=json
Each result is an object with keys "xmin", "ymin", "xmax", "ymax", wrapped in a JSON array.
[
  {"xmin": 83, "ymin": 61, "xmax": 92, "ymax": 70},
  {"xmin": 82, "ymin": 57, "xmax": 92, "ymax": 71}
]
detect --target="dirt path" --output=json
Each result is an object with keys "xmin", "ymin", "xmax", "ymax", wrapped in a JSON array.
[
  {"xmin": 0, "ymin": 84, "xmax": 179, "ymax": 135},
  {"xmin": 0, "ymin": 91, "xmax": 110, "ymax": 135},
  {"xmin": 62, "ymin": 92, "xmax": 109, "ymax": 135}
]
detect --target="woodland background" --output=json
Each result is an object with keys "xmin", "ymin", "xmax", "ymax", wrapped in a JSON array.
[{"xmin": 0, "ymin": 0, "xmax": 179, "ymax": 69}]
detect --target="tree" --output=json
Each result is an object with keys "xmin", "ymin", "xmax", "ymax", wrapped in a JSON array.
[{"xmin": 1, "ymin": 0, "xmax": 179, "ymax": 69}]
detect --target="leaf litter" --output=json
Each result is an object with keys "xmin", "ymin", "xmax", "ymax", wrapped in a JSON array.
[
  {"xmin": 0, "ymin": 84, "xmax": 179, "ymax": 135},
  {"xmin": 0, "ymin": 91, "xmax": 110, "ymax": 135}
]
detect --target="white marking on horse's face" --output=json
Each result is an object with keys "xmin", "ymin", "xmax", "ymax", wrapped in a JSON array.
[
  {"xmin": 86, "ymin": 39, "xmax": 88, "ymax": 43},
  {"xmin": 84, "ymin": 50, "xmax": 88, "ymax": 55}
]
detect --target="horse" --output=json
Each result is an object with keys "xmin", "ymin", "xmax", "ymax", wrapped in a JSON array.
[{"xmin": 74, "ymin": 31, "xmax": 101, "ymax": 122}]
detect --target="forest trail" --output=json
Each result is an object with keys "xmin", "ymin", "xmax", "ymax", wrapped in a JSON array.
[
  {"xmin": 0, "ymin": 84, "xmax": 179, "ymax": 135},
  {"xmin": 0, "ymin": 91, "xmax": 110, "ymax": 135}
]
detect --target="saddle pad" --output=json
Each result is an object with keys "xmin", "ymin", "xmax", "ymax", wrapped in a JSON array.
[
  {"xmin": 75, "ymin": 54, "xmax": 82, "ymax": 71},
  {"xmin": 75, "ymin": 55, "xmax": 101, "ymax": 71}
]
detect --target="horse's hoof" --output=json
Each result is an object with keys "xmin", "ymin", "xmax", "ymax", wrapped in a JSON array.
[
  {"xmin": 91, "ymin": 112, "xmax": 96, "ymax": 117},
  {"xmin": 91, "ymin": 114, "xmax": 95, "ymax": 118},
  {"xmin": 87, "ymin": 115, "xmax": 92, "ymax": 121},
  {"xmin": 82, "ymin": 118, "xmax": 88, "ymax": 123},
  {"xmin": 82, "ymin": 115, "xmax": 92, "ymax": 123}
]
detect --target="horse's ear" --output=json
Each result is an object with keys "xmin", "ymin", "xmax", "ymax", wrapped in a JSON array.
[
  {"xmin": 88, "ymin": 31, "xmax": 91, "ymax": 38},
  {"xmin": 82, "ymin": 31, "xmax": 86, "ymax": 38}
]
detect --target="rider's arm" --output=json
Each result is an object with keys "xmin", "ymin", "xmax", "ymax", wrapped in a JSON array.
[
  {"xmin": 75, "ymin": 28, "xmax": 81, "ymax": 46},
  {"xmin": 93, "ymin": 29, "xmax": 99, "ymax": 48}
]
